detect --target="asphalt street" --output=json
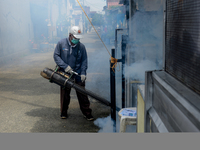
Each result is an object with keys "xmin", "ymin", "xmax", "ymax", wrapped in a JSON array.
[{"xmin": 0, "ymin": 31, "xmax": 112, "ymax": 133}]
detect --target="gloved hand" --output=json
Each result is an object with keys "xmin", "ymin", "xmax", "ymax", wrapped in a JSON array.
[
  {"xmin": 65, "ymin": 66, "xmax": 73, "ymax": 74},
  {"xmin": 81, "ymin": 75, "xmax": 86, "ymax": 82}
]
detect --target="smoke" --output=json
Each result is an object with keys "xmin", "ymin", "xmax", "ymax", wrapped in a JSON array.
[
  {"xmin": 0, "ymin": 0, "xmax": 32, "ymax": 65},
  {"xmin": 0, "ymin": 0, "xmax": 111, "ymax": 95},
  {"xmin": 126, "ymin": 1, "xmax": 164, "ymax": 81},
  {"xmin": 0, "ymin": 0, "xmax": 164, "ymax": 133},
  {"xmin": 125, "ymin": 60, "xmax": 159, "ymax": 81},
  {"xmin": 93, "ymin": 1, "xmax": 164, "ymax": 132},
  {"xmin": 0, "ymin": 0, "xmax": 73, "ymax": 66},
  {"xmin": 86, "ymin": 45, "xmax": 111, "ymax": 101},
  {"xmin": 94, "ymin": 115, "xmax": 116, "ymax": 133}
]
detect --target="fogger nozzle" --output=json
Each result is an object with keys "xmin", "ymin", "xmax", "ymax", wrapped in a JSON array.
[{"xmin": 40, "ymin": 68, "xmax": 111, "ymax": 106}]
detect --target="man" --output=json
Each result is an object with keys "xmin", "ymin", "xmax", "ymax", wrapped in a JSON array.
[{"xmin": 53, "ymin": 26, "xmax": 94, "ymax": 121}]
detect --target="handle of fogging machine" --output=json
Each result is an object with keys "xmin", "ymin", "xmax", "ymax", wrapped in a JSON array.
[
  {"xmin": 71, "ymin": 70, "xmax": 78, "ymax": 76},
  {"xmin": 41, "ymin": 67, "xmax": 111, "ymax": 106},
  {"xmin": 54, "ymin": 65, "xmax": 78, "ymax": 76}
]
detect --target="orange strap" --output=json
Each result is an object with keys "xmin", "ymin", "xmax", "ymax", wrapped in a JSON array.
[{"xmin": 110, "ymin": 57, "xmax": 120, "ymax": 73}]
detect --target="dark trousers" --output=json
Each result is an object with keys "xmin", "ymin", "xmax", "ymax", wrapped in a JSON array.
[{"xmin": 60, "ymin": 81, "xmax": 92, "ymax": 116}]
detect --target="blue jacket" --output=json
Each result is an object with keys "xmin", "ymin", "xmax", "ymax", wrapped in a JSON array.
[{"xmin": 53, "ymin": 38, "xmax": 88, "ymax": 81}]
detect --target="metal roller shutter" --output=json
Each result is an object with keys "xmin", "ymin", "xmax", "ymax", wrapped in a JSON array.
[{"xmin": 165, "ymin": 0, "xmax": 200, "ymax": 95}]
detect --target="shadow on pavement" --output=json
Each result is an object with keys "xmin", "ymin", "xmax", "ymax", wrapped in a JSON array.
[{"xmin": 25, "ymin": 101, "xmax": 110, "ymax": 132}]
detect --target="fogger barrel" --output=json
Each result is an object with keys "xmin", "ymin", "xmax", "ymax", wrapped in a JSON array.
[{"xmin": 40, "ymin": 68, "xmax": 111, "ymax": 106}]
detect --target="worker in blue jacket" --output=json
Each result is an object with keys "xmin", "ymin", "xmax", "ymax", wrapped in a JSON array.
[{"xmin": 53, "ymin": 26, "xmax": 94, "ymax": 121}]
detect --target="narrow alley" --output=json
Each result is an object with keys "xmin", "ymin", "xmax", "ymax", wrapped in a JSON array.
[{"xmin": 0, "ymin": 31, "xmax": 111, "ymax": 133}]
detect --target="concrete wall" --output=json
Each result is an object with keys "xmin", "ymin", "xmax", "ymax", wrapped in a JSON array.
[{"xmin": 0, "ymin": 0, "xmax": 34, "ymax": 64}]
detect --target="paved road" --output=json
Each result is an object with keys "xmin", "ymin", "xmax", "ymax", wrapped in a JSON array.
[{"xmin": 0, "ymin": 32, "xmax": 112, "ymax": 133}]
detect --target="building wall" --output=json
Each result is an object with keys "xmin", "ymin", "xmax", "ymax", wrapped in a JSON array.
[
  {"xmin": 51, "ymin": 1, "xmax": 59, "ymax": 37},
  {"xmin": 50, "ymin": 0, "xmax": 73, "ymax": 38},
  {"xmin": 0, "ymin": 0, "xmax": 34, "ymax": 64}
]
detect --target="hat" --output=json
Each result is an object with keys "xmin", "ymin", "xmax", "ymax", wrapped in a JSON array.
[{"xmin": 69, "ymin": 26, "xmax": 83, "ymax": 39}]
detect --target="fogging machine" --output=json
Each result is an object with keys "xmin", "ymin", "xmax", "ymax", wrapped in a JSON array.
[{"xmin": 40, "ymin": 67, "xmax": 111, "ymax": 106}]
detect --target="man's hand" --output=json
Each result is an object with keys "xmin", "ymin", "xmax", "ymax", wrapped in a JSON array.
[
  {"xmin": 65, "ymin": 66, "xmax": 73, "ymax": 74},
  {"xmin": 81, "ymin": 75, "xmax": 86, "ymax": 82}
]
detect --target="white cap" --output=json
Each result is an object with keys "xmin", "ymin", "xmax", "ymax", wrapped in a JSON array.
[{"xmin": 69, "ymin": 26, "xmax": 83, "ymax": 39}]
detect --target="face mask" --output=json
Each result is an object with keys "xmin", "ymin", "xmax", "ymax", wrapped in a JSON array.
[{"xmin": 71, "ymin": 38, "xmax": 79, "ymax": 44}]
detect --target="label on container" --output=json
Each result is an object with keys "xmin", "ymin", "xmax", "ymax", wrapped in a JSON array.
[{"xmin": 120, "ymin": 108, "xmax": 137, "ymax": 117}]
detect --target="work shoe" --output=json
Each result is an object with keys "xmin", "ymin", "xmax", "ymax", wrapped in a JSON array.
[
  {"xmin": 60, "ymin": 114, "xmax": 68, "ymax": 119},
  {"xmin": 83, "ymin": 114, "xmax": 94, "ymax": 121}
]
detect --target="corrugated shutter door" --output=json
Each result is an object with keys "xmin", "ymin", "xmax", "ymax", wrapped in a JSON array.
[{"xmin": 165, "ymin": 0, "xmax": 200, "ymax": 95}]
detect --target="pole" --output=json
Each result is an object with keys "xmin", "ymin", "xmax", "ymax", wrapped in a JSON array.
[
  {"xmin": 121, "ymin": 35, "xmax": 128, "ymax": 108},
  {"xmin": 110, "ymin": 48, "xmax": 116, "ymax": 131}
]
